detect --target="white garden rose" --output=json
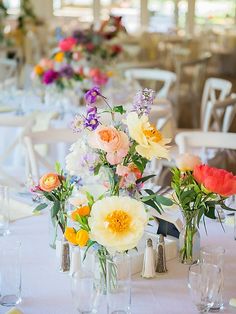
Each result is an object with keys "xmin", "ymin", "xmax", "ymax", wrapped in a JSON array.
[{"xmin": 88, "ymin": 196, "xmax": 148, "ymax": 252}]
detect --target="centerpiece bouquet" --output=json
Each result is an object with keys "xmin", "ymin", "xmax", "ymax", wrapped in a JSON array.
[
  {"xmin": 171, "ymin": 153, "xmax": 236, "ymax": 264},
  {"xmin": 63, "ymin": 86, "xmax": 172, "ymax": 288},
  {"xmin": 32, "ymin": 16, "xmax": 124, "ymax": 92}
]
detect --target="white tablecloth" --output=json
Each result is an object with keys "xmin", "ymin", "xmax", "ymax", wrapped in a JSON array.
[{"xmin": 0, "ymin": 210, "xmax": 236, "ymax": 314}]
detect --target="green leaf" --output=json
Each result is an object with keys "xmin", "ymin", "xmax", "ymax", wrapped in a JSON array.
[
  {"xmin": 51, "ymin": 201, "xmax": 61, "ymax": 218},
  {"xmin": 113, "ymin": 105, "xmax": 126, "ymax": 114},
  {"xmin": 143, "ymin": 199, "xmax": 162, "ymax": 214},
  {"xmin": 86, "ymin": 191, "xmax": 95, "ymax": 208},
  {"xmin": 155, "ymin": 195, "xmax": 174, "ymax": 206},
  {"xmin": 82, "ymin": 240, "xmax": 97, "ymax": 262},
  {"xmin": 33, "ymin": 203, "xmax": 48, "ymax": 213},
  {"xmin": 94, "ymin": 163, "xmax": 102, "ymax": 176},
  {"xmin": 55, "ymin": 161, "xmax": 61, "ymax": 174},
  {"xmin": 136, "ymin": 174, "xmax": 156, "ymax": 184}
]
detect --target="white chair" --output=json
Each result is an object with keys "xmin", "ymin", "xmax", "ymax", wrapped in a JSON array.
[
  {"xmin": 175, "ymin": 131, "xmax": 236, "ymax": 154},
  {"xmin": 201, "ymin": 78, "xmax": 232, "ymax": 129},
  {"xmin": 0, "ymin": 114, "xmax": 35, "ymax": 187},
  {"xmin": 24, "ymin": 128, "xmax": 79, "ymax": 181},
  {"xmin": 124, "ymin": 68, "xmax": 176, "ymax": 99},
  {"xmin": 203, "ymin": 93, "xmax": 236, "ymax": 132}
]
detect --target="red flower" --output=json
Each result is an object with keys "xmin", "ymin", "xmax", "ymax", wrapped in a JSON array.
[
  {"xmin": 193, "ymin": 164, "xmax": 236, "ymax": 197},
  {"xmin": 111, "ymin": 44, "xmax": 122, "ymax": 54},
  {"xmin": 86, "ymin": 43, "xmax": 95, "ymax": 52},
  {"xmin": 59, "ymin": 37, "xmax": 77, "ymax": 52}
]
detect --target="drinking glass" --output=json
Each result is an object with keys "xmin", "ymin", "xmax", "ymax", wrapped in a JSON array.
[
  {"xmin": 106, "ymin": 254, "xmax": 131, "ymax": 314},
  {"xmin": 71, "ymin": 267, "xmax": 99, "ymax": 313},
  {"xmin": 200, "ymin": 246, "xmax": 225, "ymax": 311},
  {"xmin": 0, "ymin": 185, "xmax": 10, "ymax": 236},
  {"xmin": 188, "ymin": 263, "xmax": 222, "ymax": 313},
  {"xmin": 0, "ymin": 239, "xmax": 22, "ymax": 306}
]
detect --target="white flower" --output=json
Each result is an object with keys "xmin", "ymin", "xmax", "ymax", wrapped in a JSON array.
[{"xmin": 88, "ymin": 196, "xmax": 148, "ymax": 252}]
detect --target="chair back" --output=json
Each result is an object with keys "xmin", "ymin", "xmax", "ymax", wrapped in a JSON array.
[
  {"xmin": 175, "ymin": 131, "xmax": 236, "ymax": 154},
  {"xmin": 24, "ymin": 128, "xmax": 78, "ymax": 181},
  {"xmin": 201, "ymin": 78, "xmax": 232, "ymax": 129},
  {"xmin": 125, "ymin": 68, "xmax": 176, "ymax": 98}
]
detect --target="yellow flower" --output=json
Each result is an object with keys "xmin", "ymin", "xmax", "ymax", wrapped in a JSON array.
[
  {"xmin": 88, "ymin": 196, "xmax": 147, "ymax": 252},
  {"xmin": 76, "ymin": 229, "xmax": 89, "ymax": 247},
  {"xmin": 71, "ymin": 206, "xmax": 90, "ymax": 221},
  {"xmin": 54, "ymin": 52, "xmax": 64, "ymax": 62},
  {"xmin": 64, "ymin": 227, "xmax": 77, "ymax": 245},
  {"xmin": 34, "ymin": 64, "xmax": 44, "ymax": 76},
  {"xmin": 125, "ymin": 112, "xmax": 171, "ymax": 160}
]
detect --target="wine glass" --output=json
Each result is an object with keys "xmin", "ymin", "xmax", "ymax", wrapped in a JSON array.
[
  {"xmin": 71, "ymin": 269, "xmax": 99, "ymax": 313},
  {"xmin": 188, "ymin": 263, "xmax": 222, "ymax": 313}
]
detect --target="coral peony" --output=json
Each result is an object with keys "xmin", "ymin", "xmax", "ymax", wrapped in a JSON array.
[
  {"xmin": 39, "ymin": 173, "xmax": 61, "ymax": 192},
  {"xmin": 176, "ymin": 153, "xmax": 201, "ymax": 171},
  {"xmin": 193, "ymin": 164, "xmax": 236, "ymax": 197},
  {"xmin": 59, "ymin": 37, "xmax": 77, "ymax": 52}
]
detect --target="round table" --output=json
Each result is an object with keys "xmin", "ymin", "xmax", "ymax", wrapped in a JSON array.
[{"xmin": 0, "ymin": 208, "xmax": 236, "ymax": 314}]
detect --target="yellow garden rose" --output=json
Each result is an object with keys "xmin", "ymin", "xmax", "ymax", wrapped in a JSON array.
[
  {"xmin": 76, "ymin": 229, "xmax": 89, "ymax": 247},
  {"xmin": 64, "ymin": 227, "xmax": 77, "ymax": 245},
  {"xmin": 125, "ymin": 112, "xmax": 170, "ymax": 160},
  {"xmin": 88, "ymin": 196, "xmax": 148, "ymax": 252}
]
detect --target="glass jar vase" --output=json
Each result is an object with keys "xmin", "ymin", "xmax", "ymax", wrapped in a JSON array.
[{"xmin": 179, "ymin": 210, "xmax": 200, "ymax": 264}]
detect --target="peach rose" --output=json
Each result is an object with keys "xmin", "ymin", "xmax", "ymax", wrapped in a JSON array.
[
  {"xmin": 89, "ymin": 126, "xmax": 129, "ymax": 165},
  {"xmin": 39, "ymin": 173, "xmax": 61, "ymax": 192},
  {"xmin": 176, "ymin": 153, "xmax": 201, "ymax": 171}
]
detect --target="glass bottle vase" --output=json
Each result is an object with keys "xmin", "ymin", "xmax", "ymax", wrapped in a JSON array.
[{"xmin": 179, "ymin": 210, "xmax": 200, "ymax": 264}]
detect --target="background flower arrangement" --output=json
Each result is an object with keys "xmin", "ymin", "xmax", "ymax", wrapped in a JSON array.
[
  {"xmin": 171, "ymin": 153, "xmax": 236, "ymax": 264},
  {"xmin": 32, "ymin": 16, "xmax": 124, "ymax": 92}
]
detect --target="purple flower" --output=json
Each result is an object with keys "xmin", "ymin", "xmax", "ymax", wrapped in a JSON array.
[
  {"xmin": 80, "ymin": 152, "xmax": 98, "ymax": 172},
  {"xmin": 84, "ymin": 87, "xmax": 102, "ymax": 104},
  {"xmin": 71, "ymin": 115, "xmax": 84, "ymax": 133},
  {"xmin": 132, "ymin": 88, "xmax": 155, "ymax": 115},
  {"xmin": 84, "ymin": 106, "xmax": 100, "ymax": 131},
  {"xmin": 59, "ymin": 65, "xmax": 74, "ymax": 78},
  {"xmin": 43, "ymin": 70, "xmax": 59, "ymax": 84}
]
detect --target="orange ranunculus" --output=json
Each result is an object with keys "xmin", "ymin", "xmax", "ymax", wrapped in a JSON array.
[
  {"xmin": 71, "ymin": 206, "xmax": 90, "ymax": 221},
  {"xmin": 54, "ymin": 52, "xmax": 64, "ymax": 62},
  {"xmin": 193, "ymin": 164, "xmax": 236, "ymax": 197},
  {"xmin": 76, "ymin": 229, "xmax": 89, "ymax": 247},
  {"xmin": 34, "ymin": 65, "xmax": 44, "ymax": 76},
  {"xmin": 39, "ymin": 173, "xmax": 61, "ymax": 192},
  {"xmin": 64, "ymin": 227, "xmax": 77, "ymax": 245}
]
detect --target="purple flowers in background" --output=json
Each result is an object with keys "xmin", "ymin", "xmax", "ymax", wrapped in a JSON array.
[
  {"xmin": 43, "ymin": 70, "xmax": 59, "ymax": 84},
  {"xmin": 59, "ymin": 65, "xmax": 74, "ymax": 78},
  {"xmin": 132, "ymin": 88, "xmax": 155, "ymax": 115},
  {"xmin": 85, "ymin": 87, "xmax": 102, "ymax": 104},
  {"xmin": 84, "ymin": 106, "xmax": 100, "ymax": 131}
]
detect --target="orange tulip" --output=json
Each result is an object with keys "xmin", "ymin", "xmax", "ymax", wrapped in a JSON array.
[
  {"xmin": 76, "ymin": 229, "xmax": 89, "ymax": 247},
  {"xmin": 64, "ymin": 227, "xmax": 77, "ymax": 245},
  {"xmin": 39, "ymin": 173, "xmax": 61, "ymax": 192}
]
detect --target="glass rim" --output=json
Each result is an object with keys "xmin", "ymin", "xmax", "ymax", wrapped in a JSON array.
[
  {"xmin": 189, "ymin": 262, "xmax": 221, "ymax": 274},
  {"xmin": 200, "ymin": 245, "xmax": 225, "ymax": 255}
]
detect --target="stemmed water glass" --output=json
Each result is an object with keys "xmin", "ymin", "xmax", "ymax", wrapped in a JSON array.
[{"xmin": 188, "ymin": 263, "xmax": 222, "ymax": 313}]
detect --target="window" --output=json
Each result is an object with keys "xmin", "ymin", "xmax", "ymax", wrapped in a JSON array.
[
  {"xmin": 53, "ymin": 0, "xmax": 93, "ymax": 21},
  {"xmin": 3, "ymin": 0, "xmax": 20, "ymax": 14}
]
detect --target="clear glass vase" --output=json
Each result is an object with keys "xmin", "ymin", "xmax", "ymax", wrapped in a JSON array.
[
  {"xmin": 179, "ymin": 210, "xmax": 200, "ymax": 265},
  {"xmin": 49, "ymin": 201, "xmax": 67, "ymax": 249}
]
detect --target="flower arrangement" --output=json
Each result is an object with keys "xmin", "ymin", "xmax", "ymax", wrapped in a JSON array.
[
  {"xmin": 32, "ymin": 16, "xmax": 124, "ymax": 91},
  {"xmin": 32, "ymin": 163, "xmax": 77, "ymax": 248},
  {"xmin": 171, "ymin": 153, "xmax": 236, "ymax": 264}
]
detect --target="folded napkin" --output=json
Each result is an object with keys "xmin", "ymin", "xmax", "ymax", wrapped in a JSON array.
[
  {"xmin": 0, "ymin": 105, "xmax": 15, "ymax": 113},
  {"xmin": 5, "ymin": 308, "xmax": 24, "ymax": 314},
  {"xmin": 9, "ymin": 198, "xmax": 34, "ymax": 221}
]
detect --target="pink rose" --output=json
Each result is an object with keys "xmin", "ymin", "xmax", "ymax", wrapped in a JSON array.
[
  {"xmin": 176, "ymin": 153, "xmax": 201, "ymax": 171},
  {"xmin": 59, "ymin": 37, "xmax": 77, "ymax": 52},
  {"xmin": 39, "ymin": 58, "xmax": 54, "ymax": 70},
  {"xmin": 89, "ymin": 126, "xmax": 129, "ymax": 165}
]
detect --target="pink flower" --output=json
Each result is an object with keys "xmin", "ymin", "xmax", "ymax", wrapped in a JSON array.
[
  {"xmin": 59, "ymin": 37, "xmax": 77, "ymax": 52},
  {"xmin": 39, "ymin": 58, "xmax": 54, "ymax": 70},
  {"xmin": 116, "ymin": 164, "xmax": 142, "ymax": 188},
  {"xmin": 193, "ymin": 165, "xmax": 236, "ymax": 197},
  {"xmin": 176, "ymin": 153, "xmax": 201, "ymax": 171},
  {"xmin": 89, "ymin": 68, "xmax": 108, "ymax": 86},
  {"xmin": 116, "ymin": 165, "xmax": 129, "ymax": 176},
  {"xmin": 89, "ymin": 126, "xmax": 129, "ymax": 165}
]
